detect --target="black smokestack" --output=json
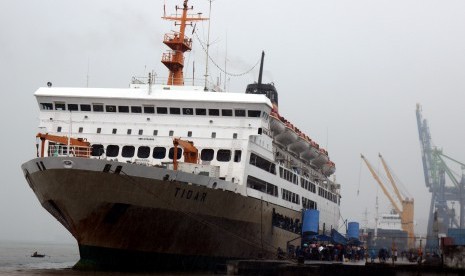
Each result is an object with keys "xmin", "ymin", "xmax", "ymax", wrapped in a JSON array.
[{"xmin": 258, "ymin": 50, "xmax": 265, "ymax": 86}]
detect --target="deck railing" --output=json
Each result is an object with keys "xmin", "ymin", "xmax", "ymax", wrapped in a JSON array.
[{"xmin": 47, "ymin": 145, "xmax": 91, "ymax": 158}]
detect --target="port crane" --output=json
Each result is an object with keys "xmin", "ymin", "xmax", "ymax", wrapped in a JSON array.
[
  {"xmin": 361, "ymin": 154, "xmax": 415, "ymax": 248},
  {"xmin": 416, "ymin": 104, "xmax": 465, "ymax": 250}
]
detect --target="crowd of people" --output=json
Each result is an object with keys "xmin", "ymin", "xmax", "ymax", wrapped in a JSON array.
[
  {"xmin": 278, "ymin": 243, "xmax": 428, "ymax": 264},
  {"xmin": 272, "ymin": 210, "xmax": 302, "ymax": 234},
  {"xmin": 279, "ymin": 243, "xmax": 367, "ymax": 262}
]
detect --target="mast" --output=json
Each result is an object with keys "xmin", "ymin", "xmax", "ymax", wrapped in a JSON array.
[
  {"xmin": 204, "ymin": 0, "xmax": 213, "ymax": 91},
  {"xmin": 162, "ymin": 0, "xmax": 208, "ymax": 86}
]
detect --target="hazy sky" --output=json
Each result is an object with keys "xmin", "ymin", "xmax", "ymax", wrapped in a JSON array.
[{"xmin": 1, "ymin": 0, "xmax": 464, "ymax": 243}]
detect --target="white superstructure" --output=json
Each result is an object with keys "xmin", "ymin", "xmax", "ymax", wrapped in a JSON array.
[{"xmin": 35, "ymin": 82, "xmax": 341, "ymax": 231}]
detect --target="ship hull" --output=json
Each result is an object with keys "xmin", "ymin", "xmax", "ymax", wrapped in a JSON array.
[{"xmin": 22, "ymin": 157, "xmax": 302, "ymax": 270}]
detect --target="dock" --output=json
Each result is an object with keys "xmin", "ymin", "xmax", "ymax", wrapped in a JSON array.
[{"xmin": 224, "ymin": 259, "xmax": 465, "ymax": 275}]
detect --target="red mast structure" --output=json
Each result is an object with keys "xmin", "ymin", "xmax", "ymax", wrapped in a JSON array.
[{"xmin": 162, "ymin": 0, "xmax": 208, "ymax": 86}]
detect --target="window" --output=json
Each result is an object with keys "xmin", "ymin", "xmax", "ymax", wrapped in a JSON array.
[
  {"xmin": 153, "ymin": 130, "xmax": 158, "ymax": 136},
  {"xmin": 138, "ymin": 129, "xmax": 143, "ymax": 135},
  {"xmin": 258, "ymin": 128, "xmax": 262, "ymax": 135},
  {"xmin": 80, "ymin": 104, "xmax": 91, "ymax": 111},
  {"xmin": 118, "ymin": 106, "xmax": 129, "ymax": 113},
  {"xmin": 211, "ymin": 132, "xmax": 216, "ymax": 138},
  {"xmin": 106, "ymin": 145, "xmax": 119, "ymax": 157},
  {"xmin": 137, "ymin": 146, "xmax": 150, "ymax": 158},
  {"xmin": 112, "ymin": 128, "xmax": 117, "ymax": 134},
  {"xmin": 127, "ymin": 129, "xmax": 132, "ymax": 135},
  {"xmin": 40, "ymin": 103, "xmax": 53, "ymax": 110},
  {"xmin": 233, "ymin": 133, "xmax": 238, "ymax": 139},
  {"xmin": 279, "ymin": 167, "xmax": 298, "ymax": 184},
  {"xmin": 91, "ymin": 144, "xmax": 104, "ymax": 157},
  {"xmin": 222, "ymin": 109, "xmax": 233, "ymax": 116},
  {"xmin": 157, "ymin": 107, "xmax": 168, "ymax": 114},
  {"xmin": 183, "ymin": 108, "xmax": 193, "ymax": 115},
  {"xmin": 217, "ymin": 150, "xmax": 231, "ymax": 162},
  {"xmin": 247, "ymin": 176, "xmax": 278, "ymax": 197},
  {"xmin": 196, "ymin": 108, "xmax": 206, "ymax": 115},
  {"xmin": 131, "ymin": 106, "xmax": 142, "ymax": 113},
  {"xmin": 78, "ymin": 127, "xmax": 83, "ymax": 133},
  {"xmin": 143, "ymin": 106, "xmax": 155, "ymax": 114},
  {"xmin": 282, "ymin": 188, "xmax": 300, "ymax": 204},
  {"xmin": 168, "ymin": 147, "xmax": 183, "ymax": 160},
  {"xmin": 122, "ymin": 146, "xmax": 135, "ymax": 158},
  {"xmin": 68, "ymin": 104, "xmax": 79, "ymax": 111},
  {"xmin": 169, "ymin": 130, "xmax": 174, "ymax": 136},
  {"xmin": 187, "ymin": 131, "xmax": 192, "ymax": 137},
  {"xmin": 201, "ymin": 149, "xmax": 214, "ymax": 161},
  {"xmin": 106, "ymin": 105, "xmax": 116, "ymax": 112},
  {"xmin": 249, "ymin": 153, "xmax": 276, "ymax": 174},
  {"xmin": 57, "ymin": 126, "xmax": 62, "ymax": 132},
  {"xmin": 235, "ymin": 109, "xmax": 246, "ymax": 117},
  {"xmin": 234, "ymin": 150, "xmax": 242, "ymax": 162},
  {"xmin": 302, "ymin": 197, "xmax": 317, "ymax": 210},
  {"xmin": 55, "ymin": 103, "xmax": 65, "ymax": 110},
  {"xmin": 169, "ymin": 107, "xmax": 181, "ymax": 114},
  {"xmin": 153, "ymin": 147, "xmax": 166, "ymax": 159},
  {"xmin": 248, "ymin": 110, "xmax": 261, "ymax": 117},
  {"xmin": 301, "ymin": 177, "xmax": 316, "ymax": 193},
  {"xmin": 209, "ymin": 109, "xmax": 220, "ymax": 116},
  {"xmin": 97, "ymin": 128, "xmax": 101, "ymax": 134},
  {"xmin": 93, "ymin": 104, "xmax": 104, "ymax": 112}
]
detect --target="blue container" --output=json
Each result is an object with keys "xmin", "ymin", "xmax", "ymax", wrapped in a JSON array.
[
  {"xmin": 347, "ymin": 222, "xmax": 359, "ymax": 239},
  {"xmin": 448, "ymin": 228, "xmax": 465, "ymax": 237},
  {"xmin": 302, "ymin": 209, "xmax": 319, "ymax": 235}
]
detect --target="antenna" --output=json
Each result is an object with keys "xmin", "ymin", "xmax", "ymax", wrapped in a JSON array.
[
  {"xmin": 204, "ymin": 0, "xmax": 214, "ymax": 91},
  {"xmin": 86, "ymin": 58, "xmax": 90, "ymax": 87},
  {"xmin": 224, "ymin": 30, "xmax": 227, "ymax": 91}
]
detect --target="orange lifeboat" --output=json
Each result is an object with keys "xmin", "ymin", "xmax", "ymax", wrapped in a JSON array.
[
  {"xmin": 274, "ymin": 122, "xmax": 298, "ymax": 146},
  {"xmin": 312, "ymin": 148, "xmax": 329, "ymax": 167},
  {"xmin": 322, "ymin": 161, "xmax": 336, "ymax": 176},
  {"xmin": 269, "ymin": 112, "xmax": 285, "ymax": 136},
  {"xmin": 289, "ymin": 133, "xmax": 308, "ymax": 155}
]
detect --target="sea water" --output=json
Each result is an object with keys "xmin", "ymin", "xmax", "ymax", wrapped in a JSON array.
[
  {"xmin": 0, "ymin": 240, "xmax": 216, "ymax": 275},
  {"xmin": 0, "ymin": 240, "xmax": 79, "ymax": 275}
]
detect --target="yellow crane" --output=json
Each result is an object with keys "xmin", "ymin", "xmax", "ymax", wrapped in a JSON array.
[{"xmin": 361, "ymin": 153, "xmax": 415, "ymax": 248}]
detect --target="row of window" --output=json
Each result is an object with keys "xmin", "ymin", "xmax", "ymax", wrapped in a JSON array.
[
  {"xmin": 250, "ymin": 154, "xmax": 332, "ymax": 201},
  {"xmin": 91, "ymin": 144, "xmax": 241, "ymax": 162},
  {"xmin": 318, "ymin": 187, "xmax": 338, "ymax": 203},
  {"xmin": 302, "ymin": 196, "xmax": 318, "ymax": 210},
  {"xmin": 282, "ymin": 188, "xmax": 300, "ymax": 204},
  {"xmin": 41, "ymin": 102, "xmax": 263, "ymax": 118},
  {"xmin": 247, "ymin": 174, "xmax": 337, "ymax": 208},
  {"xmin": 246, "ymin": 176, "xmax": 278, "ymax": 197},
  {"xmin": 249, "ymin": 153, "xmax": 276, "ymax": 174},
  {"xmin": 301, "ymin": 177, "xmax": 317, "ymax": 193},
  {"xmin": 56, "ymin": 126, "xmax": 240, "ymax": 140},
  {"xmin": 279, "ymin": 167, "xmax": 298, "ymax": 185}
]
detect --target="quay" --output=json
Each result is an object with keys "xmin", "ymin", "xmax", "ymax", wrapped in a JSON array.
[{"xmin": 224, "ymin": 259, "xmax": 465, "ymax": 275}]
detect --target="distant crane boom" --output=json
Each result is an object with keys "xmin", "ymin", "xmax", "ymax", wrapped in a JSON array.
[
  {"xmin": 379, "ymin": 153, "xmax": 404, "ymax": 203},
  {"xmin": 361, "ymin": 153, "xmax": 415, "ymax": 248},
  {"xmin": 361, "ymin": 154, "xmax": 402, "ymax": 214}
]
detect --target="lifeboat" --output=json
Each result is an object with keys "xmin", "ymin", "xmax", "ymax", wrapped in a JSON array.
[
  {"xmin": 288, "ymin": 133, "xmax": 308, "ymax": 155},
  {"xmin": 301, "ymin": 145, "xmax": 319, "ymax": 161},
  {"xmin": 269, "ymin": 113, "xmax": 285, "ymax": 136},
  {"xmin": 322, "ymin": 161, "xmax": 336, "ymax": 176},
  {"xmin": 274, "ymin": 122, "xmax": 298, "ymax": 146},
  {"xmin": 312, "ymin": 148, "xmax": 329, "ymax": 167}
]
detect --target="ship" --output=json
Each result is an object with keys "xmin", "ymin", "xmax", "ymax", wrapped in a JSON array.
[{"xmin": 21, "ymin": 0, "xmax": 341, "ymax": 270}]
